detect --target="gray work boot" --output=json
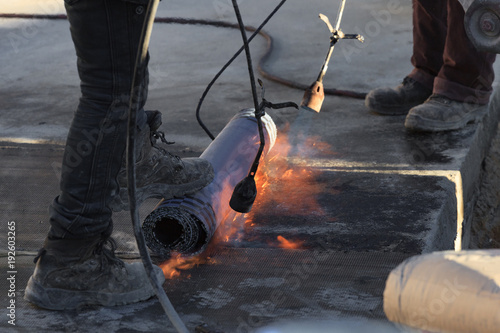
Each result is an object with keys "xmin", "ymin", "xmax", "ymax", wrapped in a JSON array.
[
  {"xmin": 405, "ymin": 94, "xmax": 488, "ymax": 132},
  {"xmin": 111, "ymin": 110, "xmax": 214, "ymax": 212},
  {"xmin": 365, "ymin": 77, "xmax": 432, "ymax": 115},
  {"xmin": 24, "ymin": 237, "xmax": 165, "ymax": 310}
]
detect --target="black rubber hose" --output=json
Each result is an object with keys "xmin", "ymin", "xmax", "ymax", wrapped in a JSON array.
[
  {"xmin": 191, "ymin": 0, "xmax": 289, "ymax": 140},
  {"xmin": 231, "ymin": 0, "xmax": 265, "ymax": 165},
  {"xmin": 0, "ymin": 12, "xmax": 368, "ymax": 141},
  {"xmin": 126, "ymin": 1, "xmax": 189, "ymax": 332},
  {"xmin": 0, "ymin": 7, "xmax": 190, "ymax": 333},
  {"xmin": 0, "ymin": 13, "xmax": 367, "ymax": 99}
]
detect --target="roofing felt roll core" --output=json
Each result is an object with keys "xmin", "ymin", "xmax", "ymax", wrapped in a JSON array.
[{"xmin": 142, "ymin": 108, "xmax": 277, "ymax": 257}]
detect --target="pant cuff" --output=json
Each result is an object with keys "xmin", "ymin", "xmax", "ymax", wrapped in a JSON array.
[
  {"xmin": 408, "ymin": 68, "xmax": 435, "ymax": 91},
  {"xmin": 434, "ymin": 77, "xmax": 492, "ymax": 105}
]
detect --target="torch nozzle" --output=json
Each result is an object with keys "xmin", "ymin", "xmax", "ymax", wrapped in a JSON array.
[
  {"xmin": 300, "ymin": 80, "xmax": 325, "ymax": 113},
  {"xmin": 229, "ymin": 175, "xmax": 257, "ymax": 213}
]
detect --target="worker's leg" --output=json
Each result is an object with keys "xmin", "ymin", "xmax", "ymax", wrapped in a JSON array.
[
  {"xmin": 407, "ymin": 0, "xmax": 448, "ymax": 90},
  {"xmin": 48, "ymin": 0, "xmax": 213, "ymax": 238},
  {"xmin": 405, "ymin": 0, "xmax": 497, "ymax": 131},
  {"xmin": 364, "ymin": 0, "xmax": 439, "ymax": 116},
  {"xmin": 434, "ymin": 0, "xmax": 496, "ymax": 104},
  {"xmin": 24, "ymin": 0, "xmax": 164, "ymax": 310},
  {"xmin": 47, "ymin": 0, "xmax": 148, "ymax": 240}
]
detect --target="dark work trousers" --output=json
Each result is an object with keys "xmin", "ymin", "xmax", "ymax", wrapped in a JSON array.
[
  {"xmin": 48, "ymin": 0, "xmax": 149, "ymax": 240},
  {"xmin": 408, "ymin": 0, "xmax": 496, "ymax": 105}
]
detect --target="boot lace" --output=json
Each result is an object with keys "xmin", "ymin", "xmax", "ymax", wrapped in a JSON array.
[
  {"xmin": 402, "ymin": 76, "xmax": 416, "ymax": 87},
  {"xmin": 84, "ymin": 237, "xmax": 125, "ymax": 270},
  {"xmin": 428, "ymin": 94, "xmax": 451, "ymax": 104},
  {"xmin": 150, "ymin": 130, "xmax": 181, "ymax": 162},
  {"xmin": 33, "ymin": 247, "xmax": 47, "ymax": 264}
]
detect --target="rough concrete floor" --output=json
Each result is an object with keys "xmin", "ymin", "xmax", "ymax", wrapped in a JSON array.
[
  {"xmin": 1, "ymin": 0, "xmax": 500, "ymax": 332},
  {"xmin": 471, "ymin": 123, "xmax": 500, "ymax": 248}
]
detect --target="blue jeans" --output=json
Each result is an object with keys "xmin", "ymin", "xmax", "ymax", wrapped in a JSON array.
[{"xmin": 48, "ymin": 0, "xmax": 149, "ymax": 239}]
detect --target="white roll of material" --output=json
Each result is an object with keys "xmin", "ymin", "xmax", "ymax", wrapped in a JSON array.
[{"xmin": 383, "ymin": 250, "xmax": 500, "ymax": 333}]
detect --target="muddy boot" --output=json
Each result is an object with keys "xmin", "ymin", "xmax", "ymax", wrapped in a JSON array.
[
  {"xmin": 405, "ymin": 94, "xmax": 488, "ymax": 132},
  {"xmin": 365, "ymin": 77, "xmax": 432, "ymax": 115},
  {"xmin": 24, "ymin": 237, "xmax": 165, "ymax": 310},
  {"xmin": 111, "ymin": 110, "xmax": 214, "ymax": 211}
]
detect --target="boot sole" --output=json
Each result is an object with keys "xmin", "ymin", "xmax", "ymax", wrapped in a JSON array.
[
  {"xmin": 24, "ymin": 263, "xmax": 164, "ymax": 310},
  {"xmin": 365, "ymin": 98, "xmax": 425, "ymax": 116},
  {"xmin": 405, "ymin": 107, "xmax": 488, "ymax": 132}
]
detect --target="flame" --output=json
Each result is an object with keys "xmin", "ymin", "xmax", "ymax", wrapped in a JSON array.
[
  {"xmin": 214, "ymin": 129, "xmax": 336, "ymax": 247},
  {"xmin": 159, "ymin": 126, "xmax": 335, "ymax": 278},
  {"xmin": 160, "ymin": 253, "xmax": 212, "ymax": 279},
  {"xmin": 276, "ymin": 235, "xmax": 304, "ymax": 249},
  {"xmin": 248, "ymin": 132, "xmax": 333, "ymax": 217},
  {"xmin": 213, "ymin": 210, "xmax": 247, "ymax": 245}
]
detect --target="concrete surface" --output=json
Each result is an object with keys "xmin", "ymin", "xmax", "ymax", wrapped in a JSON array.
[
  {"xmin": 471, "ymin": 121, "xmax": 500, "ymax": 248},
  {"xmin": 1, "ymin": 0, "xmax": 500, "ymax": 332}
]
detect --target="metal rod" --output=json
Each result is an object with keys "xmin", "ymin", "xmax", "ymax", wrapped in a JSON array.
[
  {"xmin": 334, "ymin": 0, "xmax": 347, "ymax": 31},
  {"xmin": 316, "ymin": 40, "xmax": 336, "ymax": 83},
  {"xmin": 316, "ymin": 0, "xmax": 360, "ymax": 83}
]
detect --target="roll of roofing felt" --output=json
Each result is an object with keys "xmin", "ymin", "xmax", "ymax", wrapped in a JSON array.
[
  {"xmin": 383, "ymin": 250, "xmax": 500, "ymax": 333},
  {"xmin": 142, "ymin": 108, "xmax": 277, "ymax": 257}
]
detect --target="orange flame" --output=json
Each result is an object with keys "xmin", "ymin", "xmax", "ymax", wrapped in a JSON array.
[
  {"xmin": 212, "ymin": 209, "xmax": 247, "ymax": 245},
  {"xmin": 158, "ymin": 127, "xmax": 335, "ymax": 278},
  {"xmin": 213, "ymin": 130, "xmax": 336, "ymax": 247},
  {"xmin": 247, "ymin": 132, "xmax": 334, "ymax": 217},
  {"xmin": 160, "ymin": 253, "xmax": 212, "ymax": 279},
  {"xmin": 276, "ymin": 235, "xmax": 304, "ymax": 249}
]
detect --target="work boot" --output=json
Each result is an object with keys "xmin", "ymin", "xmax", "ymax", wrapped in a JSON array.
[
  {"xmin": 24, "ymin": 237, "xmax": 165, "ymax": 310},
  {"xmin": 365, "ymin": 77, "xmax": 432, "ymax": 115},
  {"xmin": 111, "ymin": 110, "xmax": 214, "ymax": 211},
  {"xmin": 405, "ymin": 94, "xmax": 488, "ymax": 132}
]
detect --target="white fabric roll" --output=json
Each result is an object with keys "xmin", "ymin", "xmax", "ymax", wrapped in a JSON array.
[{"xmin": 384, "ymin": 250, "xmax": 500, "ymax": 333}]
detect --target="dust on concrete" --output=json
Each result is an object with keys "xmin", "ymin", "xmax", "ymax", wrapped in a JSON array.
[
  {"xmin": 471, "ymin": 124, "xmax": 500, "ymax": 248},
  {"xmin": 314, "ymin": 286, "xmax": 379, "ymax": 312},
  {"xmin": 191, "ymin": 287, "xmax": 236, "ymax": 310}
]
